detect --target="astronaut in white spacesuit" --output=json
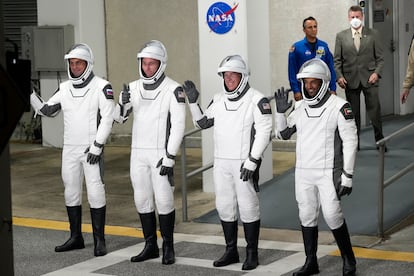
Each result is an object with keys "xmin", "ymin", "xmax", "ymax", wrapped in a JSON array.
[
  {"xmin": 113, "ymin": 40, "xmax": 186, "ymax": 265},
  {"xmin": 30, "ymin": 43, "xmax": 115, "ymax": 257},
  {"xmin": 182, "ymin": 55, "xmax": 273, "ymax": 271},
  {"xmin": 274, "ymin": 58, "xmax": 357, "ymax": 276}
]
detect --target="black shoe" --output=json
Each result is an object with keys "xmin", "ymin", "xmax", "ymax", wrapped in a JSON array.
[
  {"xmin": 55, "ymin": 206, "xmax": 85, "ymax": 252},
  {"xmin": 213, "ymin": 248, "xmax": 239, "ymax": 267},
  {"xmin": 130, "ymin": 242, "xmax": 159, "ymax": 262},
  {"xmin": 55, "ymin": 236, "xmax": 85, "ymax": 252},
  {"xmin": 213, "ymin": 220, "xmax": 239, "ymax": 267},
  {"xmin": 90, "ymin": 206, "xmax": 107, "ymax": 257},
  {"xmin": 131, "ymin": 212, "xmax": 160, "ymax": 262},
  {"xmin": 159, "ymin": 211, "xmax": 176, "ymax": 265}
]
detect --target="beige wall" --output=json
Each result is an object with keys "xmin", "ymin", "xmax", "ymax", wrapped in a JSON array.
[
  {"xmin": 105, "ymin": 0, "xmax": 199, "ymax": 137},
  {"xmin": 105, "ymin": 0, "xmax": 355, "ymax": 139},
  {"xmin": 269, "ymin": 0, "xmax": 354, "ymax": 97}
]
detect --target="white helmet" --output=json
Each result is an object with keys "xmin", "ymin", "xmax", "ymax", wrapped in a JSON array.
[
  {"xmin": 296, "ymin": 58, "xmax": 330, "ymax": 106},
  {"xmin": 137, "ymin": 40, "xmax": 167, "ymax": 84},
  {"xmin": 64, "ymin": 43, "xmax": 94, "ymax": 86},
  {"xmin": 217, "ymin": 55, "xmax": 250, "ymax": 99}
]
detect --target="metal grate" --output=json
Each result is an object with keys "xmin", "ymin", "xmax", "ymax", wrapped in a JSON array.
[{"xmin": 2, "ymin": 0, "xmax": 37, "ymax": 57}]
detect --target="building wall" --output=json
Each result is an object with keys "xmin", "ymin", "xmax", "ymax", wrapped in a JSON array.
[
  {"xmin": 37, "ymin": 0, "xmax": 107, "ymax": 147},
  {"xmin": 105, "ymin": 0, "xmax": 356, "ymax": 139},
  {"xmin": 269, "ymin": 0, "xmax": 355, "ymax": 99},
  {"xmin": 36, "ymin": 0, "xmax": 414, "ymax": 143},
  {"xmin": 105, "ymin": 0, "xmax": 199, "ymax": 139}
]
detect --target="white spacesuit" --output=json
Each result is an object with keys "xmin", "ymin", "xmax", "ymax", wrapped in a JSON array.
[
  {"xmin": 30, "ymin": 43, "xmax": 115, "ymax": 257},
  {"xmin": 113, "ymin": 40, "xmax": 186, "ymax": 265},
  {"xmin": 183, "ymin": 55, "xmax": 273, "ymax": 271},
  {"xmin": 274, "ymin": 58, "xmax": 357, "ymax": 276}
]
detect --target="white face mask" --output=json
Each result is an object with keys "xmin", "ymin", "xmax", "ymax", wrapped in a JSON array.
[{"xmin": 350, "ymin": 17, "xmax": 362, "ymax": 29}]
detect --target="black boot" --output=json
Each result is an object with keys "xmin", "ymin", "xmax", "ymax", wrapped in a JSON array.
[
  {"xmin": 55, "ymin": 206, "xmax": 85, "ymax": 252},
  {"xmin": 293, "ymin": 226, "xmax": 320, "ymax": 276},
  {"xmin": 131, "ymin": 212, "xmax": 160, "ymax": 262},
  {"xmin": 332, "ymin": 222, "xmax": 356, "ymax": 276},
  {"xmin": 213, "ymin": 220, "xmax": 239, "ymax": 267},
  {"xmin": 159, "ymin": 210, "xmax": 175, "ymax": 265},
  {"xmin": 90, "ymin": 206, "xmax": 107, "ymax": 257},
  {"xmin": 242, "ymin": 220, "xmax": 260, "ymax": 270}
]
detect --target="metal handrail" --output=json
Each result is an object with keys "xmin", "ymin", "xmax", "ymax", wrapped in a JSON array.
[
  {"xmin": 180, "ymin": 128, "xmax": 213, "ymax": 222},
  {"xmin": 376, "ymin": 121, "xmax": 414, "ymax": 238}
]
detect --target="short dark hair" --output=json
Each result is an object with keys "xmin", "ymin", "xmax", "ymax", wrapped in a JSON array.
[
  {"xmin": 303, "ymin": 16, "xmax": 316, "ymax": 29},
  {"xmin": 349, "ymin": 5, "xmax": 363, "ymax": 13}
]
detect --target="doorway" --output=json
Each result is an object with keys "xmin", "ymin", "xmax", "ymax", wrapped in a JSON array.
[{"xmin": 367, "ymin": 0, "xmax": 396, "ymax": 116}]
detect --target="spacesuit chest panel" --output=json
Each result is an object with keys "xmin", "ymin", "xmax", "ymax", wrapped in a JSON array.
[
  {"xmin": 214, "ymin": 93, "xmax": 254, "ymax": 159},
  {"xmin": 296, "ymin": 99, "xmax": 338, "ymax": 169},
  {"xmin": 60, "ymin": 78, "xmax": 100, "ymax": 145},
  {"xmin": 130, "ymin": 79, "xmax": 172, "ymax": 149}
]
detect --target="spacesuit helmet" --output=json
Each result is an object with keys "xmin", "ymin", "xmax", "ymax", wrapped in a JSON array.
[
  {"xmin": 296, "ymin": 58, "xmax": 330, "ymax": 106},
  {"xmin": 217, "ymin": 55, "xmax": 250, "ymax": 99},
  {"xmin": 137, "ymin": 40, "xmax": 167, "ymax": 84},
  {"xmin": 64, "ymin": 43, "xmax": 94, "ymax": 86}
]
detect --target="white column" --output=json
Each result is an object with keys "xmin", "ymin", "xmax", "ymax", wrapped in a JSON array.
[{"xmin": 197, "ymin": 0, "xmax": 272, "ymax": 192}]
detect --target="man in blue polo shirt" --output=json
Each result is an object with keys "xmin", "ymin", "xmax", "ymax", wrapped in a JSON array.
[{"xmin": 288, "ymin": 16, "xmax": 336, "ymax": 101}]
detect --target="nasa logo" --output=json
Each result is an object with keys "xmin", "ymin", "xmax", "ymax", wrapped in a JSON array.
[{"xmin": 206, "ymin": 2, "xmax": 238, "ymax": 34}]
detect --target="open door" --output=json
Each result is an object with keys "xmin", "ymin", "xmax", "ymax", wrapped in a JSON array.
[{"xmin": 367, "ymin": 0, "xmax": 396, "ymax": 116}]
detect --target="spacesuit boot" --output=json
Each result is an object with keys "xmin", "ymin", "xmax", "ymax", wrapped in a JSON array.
[
  {"xmin": 131, "ymin": 212, "xmax": 160, "ymax": 262},
  {"xmin": 159, "ymin": 210, "xmax": 175, "ymax": 265},
  {"xmin": 293, "ymin": 226, "xmax": 319, "ymax": 276},
  {"xmin": 55, "ymin": 206, "xmax": 85, "ymax": 252},
  {"xmin": 242, "ymin": 220, "xmax": 260, "ymax": 270},
  {"xmin": 90, "ymin": 206, "xmax": 107, "ymax": 257},
  {"xmin": 332, "ymin": 222, "xmax": 356, "ymax": 276},
  {"xmin": 213, "ymin": 220, "xmax": 239, "ymax": 267}
]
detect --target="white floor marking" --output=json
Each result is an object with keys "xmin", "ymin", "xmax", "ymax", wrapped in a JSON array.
[{"xmin": 41, "ymin": 233, "xmax": 337, "ymax": 276}]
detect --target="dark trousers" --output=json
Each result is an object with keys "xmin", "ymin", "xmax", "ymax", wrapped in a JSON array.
[{"xmin": 345, "ymin": 84, "xmax": 384, "ymax": 142}]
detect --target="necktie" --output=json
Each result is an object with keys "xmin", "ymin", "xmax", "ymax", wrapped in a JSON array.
[{"xmin": 354, "ymin": 31, "xmax": 361, "ymax": 51}]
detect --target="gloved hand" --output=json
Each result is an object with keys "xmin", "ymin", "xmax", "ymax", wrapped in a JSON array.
[
  {"xmin": 274, "ymin": 86, "xmax": 292, "ymax": 113},
  {"xmin": 156, "ymin": 155, "xmax": 175, "ymax": 176},
  {"xmin": 119, "ymin": 83, "xmax": 130, "ymax": 105},
  {"xmin": 337, "ymin": 173, "xmax": 353, "ymax": 198},
  {"xmin": 84, "ymin": 141, "xmax": 104, "ymax": 165},
  {"xmin": 182, "ymin": 80, "xmax": 199, "ymax": 103},
  {"xmin": 240, "ymin": 157, "xmax": 259, "ymax": 182}
]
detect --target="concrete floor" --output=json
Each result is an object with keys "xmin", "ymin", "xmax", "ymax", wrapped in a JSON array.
[
  {"xmin": 9, "ymin": 140, "xmax": 414, "ymax": 251},
  {"xmin": 11, "ymin": 142, "xmax": 319, "ymax": 243}
]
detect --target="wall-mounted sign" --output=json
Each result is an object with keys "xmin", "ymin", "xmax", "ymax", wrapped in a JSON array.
[{"xmin": 206, "ymin": 2, "xmax": 238, "ymax": 34}]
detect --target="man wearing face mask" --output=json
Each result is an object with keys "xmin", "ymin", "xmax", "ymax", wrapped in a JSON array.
[{"xmin": 334, "ymin": 5, "xmax": 385, "ymax": 151}]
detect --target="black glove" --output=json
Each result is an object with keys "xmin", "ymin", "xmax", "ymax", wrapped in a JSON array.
[
  {"xmin": 156, "ymin": 156, "xmax": 175, "ymax": 176},
  {"xmin": 274, "ymin": 86, "xmax": 292, "ymax": 113},
  {"xmin": 183, "ymin": 80, "xmax": 199, "ymax": 103},
  {"xmin": 240, "ymin": 157, "xmax": 259, "ymax": 182},
  {"xmin": 337, "ymin": 186, "xmax": 352, "ymax": 199},
  {"xmin": 121, "ymin": 83, "xmax": 130, "ymax": 105},
  {"xmin": 84, "ymin": 141, "xmax": 103, "ymax": 165}
]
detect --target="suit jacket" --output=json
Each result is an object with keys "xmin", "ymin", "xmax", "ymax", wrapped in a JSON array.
[{"xmin": 334, "ymin": 27, "xmax": 384, "ymax": 89}]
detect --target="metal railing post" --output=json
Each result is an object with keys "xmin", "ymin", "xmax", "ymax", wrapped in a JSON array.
[
  {"xmin": 377, "ymin": 145, "xmax": 385, "ymax": 238},
  {"xmin": 376, "ymin": 120, "xmax": 414, "ymax": 238},
  {"xmin": 181, "ymin": 137, "xmax": 188, "ymax": 222},
  {"xmin": 179, "ymin": 128, "xmax": 213, "ymax": 222}
]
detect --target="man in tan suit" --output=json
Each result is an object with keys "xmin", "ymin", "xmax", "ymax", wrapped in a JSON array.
[
  {"xmin": 334, "ymin": 5, "xmax": 385, "ymax": 151},
  {"xmin": 401, "ymin": 38, "xmax": 414, "ymax": 103}
]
